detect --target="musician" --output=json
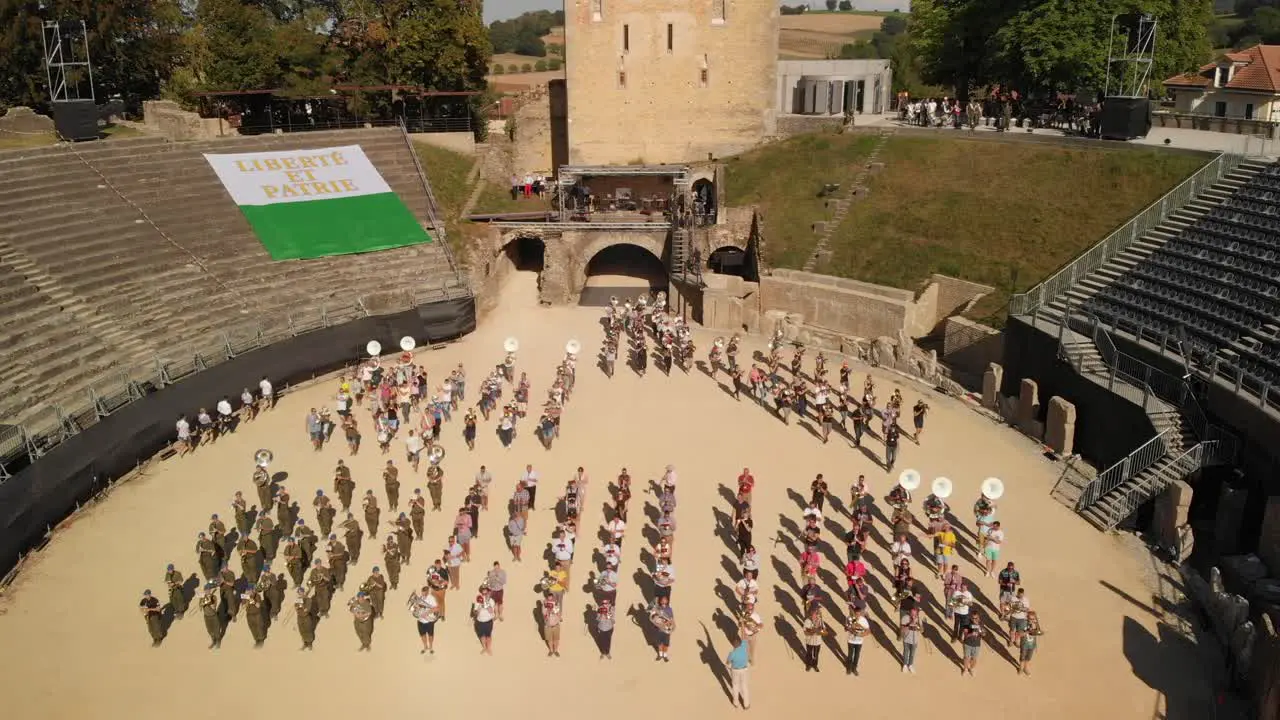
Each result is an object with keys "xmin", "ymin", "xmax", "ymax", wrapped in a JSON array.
[
  {"xmin": 810, "ymin": 474, "xmax": 829, "ymax": 513},
  {"xmin": 652, "ymin": 562, "xmax": 676, "ymax": 601},
  {"xmin": 982, "ymin": 521, "xmax": 1006, "ymax": 577},
  {"xmin": 998, "ymin": 562, "xmax": 1022, "ymax": 607},
  {"xmin": 334, "ymin": 460, "xmax": 355, "ymax": 511},
  {"xmin": 595, "ymin": 563, "xmax": 619, "ymax": 607},
  {"xmin": 912, "ymin": 399, "xmax": 929, "ymax": 441},
  {"xmin": 410, "ymin": 585, "xmax": 440, "ymax": 654},
  {"xmin": 561, "ymin": 477, "xmax": 582, "ymax": 522},
  {"xmin": 199, "ymin": 582, "xmax": 224, "ymax": 649},
  {"xmin": 658, "ymin": 511, "xmax": 677, "ymax": 555},
  {"xmin": 933, "ymin": 522, "xmax": 957, "ymax": 576},
  {"xmin": 521, "ymin": 465, "xmax": 540, "ymax": 510},
  {"xmin": 819, "ymin": 401, "xmax": 833, "ymax": 443},
  {"xmin": 654, "ymin": 535, "xmax": 673, "ymax": 566},
  {"xmin": 427, "ymin": 559, "xmax": 449, "ymax": 618},
  {"xmin": 243, "ymin": 584, "xmax": 268, "ymax": 647},
  {"xmin": 314, "ymin": 490, "xmax": 336, "ymax": 537},
  {"xmin": 961, "ymin": 610, "xmax": 986, "ymax": 675},
  {"xmin": 1007, "ymin": 588, "xmax": 1031, "ymax": 647},
  {"xmin": 614, "ymin": 469, "xmax": 632, "ymax": 522},
  {"xmin": 545, "ymin": 562, "xmax": 569, "ymax": 606},
  {"xmin": 942, "ymin": 565, "xmax": 965, "ymax": 620},
  {"xmin": 472, "ymin": 588, "xmax": 497, "ymax": 655},
  {"xmin": 734, "ymin": 506, "xmax": 753, "ymax": 557},
  {"xmin": 139, "ymin": 589, "xmax": 164, "ymax": 646},
  {"xmin": 741, "ymin": 545, "xmax": 760, "ymax": 575},
  {"xmin": 651, "ymin": 595, "xmax": 675, "ymax": 661},
  {"xmin": 799, "ymin": 544, "xmax": 822, "ymax": 588},
  {"xmin": 603, "ymin": 541, "xmax": 622, "ymax": 572},
  {"xmin": 900, "ymin": 604, "xmax": 922, "ymax": 673},
  {"xmin": 446, "ymin": 534, "xmax": 465, "ymax": 589},
  {"xmin": 552, "ymin": 528, "xmax": 575, "ymax": 573},
  {"xmin": 382, "ymin": 535, "xmax": 402, "ymax": 591},
  {"xmin": 1019, "ymin": 611, "xmax": 1042, "ymax": 675},
  {"xmin": 846, "ymin": 607, "xmax": 870, "ymax": 675},
  {"xmin": 974, "ymin": 494, "xmax": 997, "ymax": 546},
  {"xmin": 657, "ymin": 485, "xmax": 677, "ymax": 515},
  {"xmin": 893, "ymin": 558, "xmax": 915, "ymax": 601},
  {"xmin": 735, "ymin": 569, "xmax": 760, "ymax": 609},
  {"xmin": 596, "ymin": 599, "xmax": 617, "ymax": 659},
  {"xmin": 801, "ymin": 607, "xmax": 827, "ymax": 671},
  {"xmin": 949, "ymin": 582, "xmax": 975, "ymax": 642},
  {"xmin": 886, "ymin": 482, "xmax": 911, "ymax": 511}
]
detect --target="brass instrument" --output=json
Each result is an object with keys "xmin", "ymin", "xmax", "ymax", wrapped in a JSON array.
[
  {"xmin": 848, "ymin": 618, "xmax": 870, "ymax": 637},
  {"xmin": 804, "ymin": 621, "xmax": 831, "ymax": 637},
  {"xmin": 649, "ymin": 605, "xmax": 675, "ymax": 633},
  {"xmin": 254, "ymin": 448, "xmax": 273, "ymax": 468},
  {"xmin": 426, "ymin": 464, "xmax": 443, "ymax": 481},
  {"xmin": 949, "ymin": 594, "xmax": 973, "ymax": 610},
  {"xmin": 738, "ymin": 612, "xmax": 762, "ymax": 635},
  {"xmin": 426, "ymin": 444, "xmax": 446, "ymax": 466}
]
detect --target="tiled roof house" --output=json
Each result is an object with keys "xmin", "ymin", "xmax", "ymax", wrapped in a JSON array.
[{"xmin": 1164, "ymin": 44, "xmax": 1280, "ymax": 121}]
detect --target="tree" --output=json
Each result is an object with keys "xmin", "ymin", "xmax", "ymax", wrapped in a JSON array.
[
  {"xmin": 492, "ymin": 64, "xmax": 504, "ymax": 75},
  {"xmin": 1242, "ymin": 5, "xmax": 1280, "ymax": 44},
  {"xmin": 838, "ymin": 0, "xmax": 853, "ymax": 9},
  {"xmin": 825, "ymin": 0, "xmax": 838, "ymax": 10},
  {"xmin": 534, "ymin": 59, "xmax": 547, "ymax": 71},
  {"xmin": 547, "ymin": 58, "xmax": 562, "ymax": 71},
  {"xmin": 198, "ymin": 0, "xmax": 280, "ymax": 91},
  {"xmin": 507, "ymin": 63, "xmax": 518, "ymax": 73},
  {"xmin": 521, "ymin": 62, "xmax": 532, "ymax": 73},
  {"xmin": 880, "ymin": 12, "xmax": 908, "ymax": 36}
]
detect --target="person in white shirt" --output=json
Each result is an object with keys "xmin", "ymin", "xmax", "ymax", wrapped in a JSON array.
[
  {"xmin": 846, "ymin": 608, "xmax": 870, "ymax": 675},
  {"xmin": 175, "ymin": 415, "xmax": 192, "ymax": 455},
  {"xmin": 411, "ymin": 587, "xmax": 440, "ymax": 654},
  {"xmin": 984, "ymin": 521, "xmax": 1005, "ymax": 577},
  {"xmin": 596, "ymin": 566, "xmax": 619, "ymax": 605},
  {"xmin": 949, "ymin": 585, "xmax": 974, "ymax": 642},
  {"xmin": 605, "ymin": 517, "xmax": 626, "ymax": 547},
  {"xmin": 662, "ymin": 464, "xmax": 677, "ymax": 491},
  {"xmin": 552, "ymin": 532, "xmax": 573, "ymax": 567},
  {"xmin": 734, "ymin": 570, "xmax": 759, "ymax": 608},
  {"xmin": 1007, "ymin": 587, "xmax": 1031, "ymax": 647},
  {"xmin": 215, "ymin": 397, "xmax": 234, "ymax": 435},
  {"xmin": 521, "ymin": 465, "xmax": 539, "ymax": 510},
  {"xmin": 239, "ymin": 388, "xmax": 256, "ymax": 422},
  {"xmin": 258, "ymin": 376, "xmax": 274, "ymax": 411},
  {"xmin": 447, "ymin": 536, "xmax": 464, "ymax": 589},
  {"xmin": 603, "ymin": 542, "xmax": 621, "ymax": 569},
  {"xmin": 404, "ymin": 430, "xmax": 425, "ymax": 471},
  {"xmin": 889, "ymin": 534, "xmax": 913, "ymax": 567},
  {"xmin": 472, "ymin": 588, "xmax": 496, "ymax": 654}
]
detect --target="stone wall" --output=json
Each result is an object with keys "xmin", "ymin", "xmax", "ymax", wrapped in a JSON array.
[
  {"xmin": 773, "ymin": 114, "xmax": 844, "ymax": 138},
  {"xmin": 928, "ymin": 273, "xmax": 992, "ymax": 324},
  {"xmin": 411, "ymin": 131, "xmax": 475, "ymax": 156},
  {"xmin": 142, "ymin": 100, "xmax": 223, "ymax": 141},
  {"xmin": 941, "ymin": 316, "xmax": 1004, "ymax": 389},
  {"xmin": 564, "ymin": 0, "xmax": 779, "ymax": 164},
  {"xmin": 0, "ymin": 107, "xmax": 54, "ymax": 136},
  {"xmin": 512, "ymin": 91, "xmax": 554, "ymax": 174}
]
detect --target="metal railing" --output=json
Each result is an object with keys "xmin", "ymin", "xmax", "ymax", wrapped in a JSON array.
[
  {"xmin": 1009, "ymin": 153, "xmax": 1242, "ymax": 317},
  {"xmin": 1100, "ymin": 441, "xmax": 1213, "ymax": 531},
  {"xmin": 1077, "ymin": 429, "xmax": 1172, "ymax": 510},
  {"xmin": 0, "ymin": 281, "xmax": 464, "ymax": 479},
  {"xmin": 398, "ymin": 119, "xmax": 468, "ymax": 289}
]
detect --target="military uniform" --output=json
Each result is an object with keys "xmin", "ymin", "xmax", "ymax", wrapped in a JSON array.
[
  {"xmin": 343, "ymin": 515, "xmax": 363, "ymax": 566},
  {"xmin": 254, "ymin": 467, "xmax": 274, "ymax": 511},
  {"xmin": 238, "ymin": 536, "xmax": 263, "ymax": 580},
  {"xmin": 409, "ymin": 493, "xmax": 426, "ymax": 540},
  {"xmin": 276, "ymin": 489, "xmax": 294, "ymax": 529},
  {"xmin": 258, "ymin": 570, "xmax": 279, "ymax": 618},
  {"xmin": 362, "ymin": 570, "xmax": 388, "ymax": 618},
  {"xmin": 140, "ymin": 591, "xmax": 164, "ymax": 645},
  {"xmin": 314, "ymin": 493, "xmax": 336, "ymax": 537},
  {"xmin": 308, "ymin": 563, "xmax": 334, "ymax": 617},
  {"xmin": 283, "ymin": 540, "xmax": 305, "ymax": 587},
  {"xmin": 427, "ymin": 471, "xmax": 444, "ymax": 511},
  {"xmin": 296, "ymin": 522, "xmax": 318, "ymax": 568},
  {"xmin": 165, "ymin": 567, "xmax": 188, "ymax": 614},
  {"xmin": 363, "ymin": 492, "xmax": 381, "ymax": 538},
  {"xmin": 327, "ymin": 538, "xmax": 350, "ymax": 590},
  {"xmin": 349, "ymin": 593, "xmax": 375, "ymax": 650},
  {"xmin": 232, "ymin": 493, "xmax": 250, "ymax": 534},
  {"xmin": 196, "ymin": 535, "xmax": 220, "ymax": 581},
  {"xmin": 334, "ymin": 462, "xmax": 355, "ymax": 511},
  {"xmin": 395, "ymin": 515, "xmax": 413, "ymax": 565},
  {"xmin": 295, "ymin": 589, "xmax": 317, "ymax": 649},
  {"xmin": 199, "ymin": 584, "xmax": 224, "ymax": 648},
  {"xmin": 218, "ymin": 567, "xmax": 240, "ymax": 620},
  {"xmin": 384, "ymin": 463, "xmax": 401, "ymax": 511},
  {"xmin": 257, "ymin": 516, "xmax": 280, "ymax": 562},
  {"xmin": 243, "ymin": 587, "xmax": 268, "ymax": 646},
  {"xmin": 208, "ymin": 516, "xmax": 228, "ymax": 563},
  {"xmin": 382, "ymin": 539, "xmax": 402, "ymax": 590}
]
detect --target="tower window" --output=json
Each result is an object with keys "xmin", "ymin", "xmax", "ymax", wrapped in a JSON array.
[
  {"xmin": 623, "ymin": 24, "xmax": 629, "ymax": 52},
  {"xmin": 591, "ymin": 0, "xmax": 602, "ymax": 22},
  {"xmin": 713, "ymin": 0, "xmax": 726, "ymax": 24},
  {"xmin": 700, "ymin": 54, "xmax": 709, "ymax": 87},
  {"xmin": 667, "ymin": 24, "xmax": 673, "ymax": 52},
  {"xmin": 618, "ymin": 55, "xmax": 626, "ymax": 88}
]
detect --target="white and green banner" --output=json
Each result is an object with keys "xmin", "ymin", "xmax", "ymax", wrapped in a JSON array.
[{"xmin": 203, "ymin": 144, "xmax": 431, "ymax": 260}]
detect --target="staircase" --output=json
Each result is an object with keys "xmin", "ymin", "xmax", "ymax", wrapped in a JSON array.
[
  {"xmin": 802, "ymin": 128, "xmax": 895, "ymax": 272},
  {"xmin": 1031, "ymin": 157, "xmax": 1270, "ymax": 327},
  {"xmin": 671, "ymin": 226, "xmax": 690, "ymax": 282}
]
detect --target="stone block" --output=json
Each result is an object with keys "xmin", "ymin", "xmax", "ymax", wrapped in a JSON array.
[
  {"xmin": 872, "ymin": 336, "xmax": 896, "ymax": 367},
  {"xmin": 1018, "ymin": 378, "xmax": 1041, "ymax": 437},
  {"xmin": 0, "ymin": 106, "xmax": 54, "ymax": 134},
  {"xmin": 1043, "ymin": 396, "xmax": 1076, "ymax": 455},
  {"xmin": 982, "ymin": 363, "xmax": 1003, "ymax": 410},
  {"xmin": 1153, "ymin": 480, "xmax": 1193, "ymax": 552}
]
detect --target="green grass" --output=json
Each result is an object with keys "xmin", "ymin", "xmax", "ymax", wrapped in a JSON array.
[
  {"xmin": 0, "ymin": 132, "xmax": 56, "ymax": 150},
  {"xmin": 411, "ymin": 140, "xmax": 476, "ymax": 258},
  {"xmin": 724, "ymin": 131, "xmax": 879, "ymax": 269},
  {"xmin": 812, "ymin": 137, "xmax": 1207, "ymax": 325},
  {"xmin": 100, "ymin": 123, "xmax": 142, "ymax": 139},
  {"xmin": 471, "ymin": 180, "xmax": 551, "ymax": 215}
]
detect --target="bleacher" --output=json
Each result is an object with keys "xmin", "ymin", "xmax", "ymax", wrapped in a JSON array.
[{"xmin": 0, "ymin": 127, "xmax": 464, "ymax": 429}]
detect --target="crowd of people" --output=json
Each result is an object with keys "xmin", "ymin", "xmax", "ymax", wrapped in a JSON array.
[
  {"xmin": 140, "ymin": 297, "xmax": 1042, "ymax": 709},
  {"xmin": 896, "ymin": 90, "xmax": 1102, "ymax": 136}
]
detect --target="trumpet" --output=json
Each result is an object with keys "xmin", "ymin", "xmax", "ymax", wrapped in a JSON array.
[
  {"xmin": 426, "ymin": 464, "xmax": 443, "ymax": 481},
  {"xmin": 848, "ymin": 620, "xmax": 870, "ymax": 637},
  {"xmin": 804, "ymin": 623, "xmax": 831, "ymax": 637}
]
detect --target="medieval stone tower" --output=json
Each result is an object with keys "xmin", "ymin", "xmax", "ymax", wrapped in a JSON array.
[{"xmin": 563, "ymin": 0, "xmax": 779, "ymax": 166}]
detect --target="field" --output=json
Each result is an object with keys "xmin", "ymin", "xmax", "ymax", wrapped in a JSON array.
[
  {"xmin": 411, "ymin": 140, "xmax": 475, "ymax": 256},
  {"xmin": 779, "ymin": 12, "xmax": 886, "ymax": 59},
  {"xmin": 725, "ymin": 132, "xmax": 1208, "ymax": 325}
]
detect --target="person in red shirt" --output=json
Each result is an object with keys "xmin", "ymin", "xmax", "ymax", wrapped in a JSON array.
[
  {"xmin": 800, "ymin": 543, "xmax": 822, "ymax": 589},
  {"xmin": 737, "ymin": 468, "xmax": 755, "ymax": 505}
]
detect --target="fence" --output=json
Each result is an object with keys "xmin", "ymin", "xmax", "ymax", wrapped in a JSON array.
[
  {"xmin": 1009, "ymin": 153, "xmax": 1241, "ymax": 317},
  {"xmin": 0, "ymin": 282, "xmax": 466, "ymax": 479}
]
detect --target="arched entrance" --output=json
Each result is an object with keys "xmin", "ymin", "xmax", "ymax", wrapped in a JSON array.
[
  {"xmin": 579, "ymin": 243, "xmax": 668, "ymax": 306},
  {"xmin": 505, "ymin": 236, "xmax": 545, "ymax": 272},
  {"xmin": 692, "ymin": 178, "xmax": 716, "ymax": 225},
  {"xmin": 707, "ymin": 245, "xmax": 755, "ymax": 281}
]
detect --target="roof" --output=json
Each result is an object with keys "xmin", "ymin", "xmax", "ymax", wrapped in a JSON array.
[{"xmin": 1165, "ymin": 44, "xmax": 1280, "ymax": 93}]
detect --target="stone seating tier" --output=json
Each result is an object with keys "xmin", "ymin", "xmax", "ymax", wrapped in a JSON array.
[{"xmin": 0, "ymin": 127, "xmax": 461, "ymax": 431}]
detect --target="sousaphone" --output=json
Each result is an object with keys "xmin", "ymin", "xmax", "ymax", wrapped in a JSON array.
[
  {"xmin": 565, "ymin": 339, "xmax": 582, "ymax": 357},
  {"xmin": 399, "ymin": 336, "xmax": 416, "ymax": 352},
  {"xmin": 931, "ymin": 477, "xmax": 954, "ymax": 499},
  {"xmin": 427, "ymin": 444, "xmax": 446, "ymax": 466},
  {"xmin": 365, "ymin": 340, "xmax": 382, "ymax": 358},
  {"xmin": 897, "ymin": 469, "xmax": 922, "ymax": 492},
  {"xmin": 981, "ymin": 477, "xmax": 1005, "ymax": 500},
  {"xmin": 254, "ymin": 448, "xmax": 273, "ymax": 468}
]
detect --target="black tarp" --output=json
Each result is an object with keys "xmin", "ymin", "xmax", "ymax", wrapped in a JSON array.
[{"xmin": 0, "ymin": 296, "xmax": 475, "ymax": 575}]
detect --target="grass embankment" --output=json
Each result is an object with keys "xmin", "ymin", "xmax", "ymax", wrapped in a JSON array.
[
  {"xmin": 411, "ymin": 141, "xmax": 475, "ymax": 258},
  {"xmin": 726, "ymin": 132, "xmax": 1207, "ymax": 326},
  {"xmin": 724, "ymin": 132, "xmax": 879, "ymax": 269}
]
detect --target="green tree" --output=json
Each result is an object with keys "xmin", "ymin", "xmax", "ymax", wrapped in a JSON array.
[
  {"xmin": 198, "ymin": 0, "xmax": 279, "ymax": 90},
  {"xmin": 534, "ymin": 59, "xmax": 548, "ymax": 71},
  {"xmin": 838, "ymin": 0, "xmax": 853, "ymax": 9},
  {"xmin": 492, "ymin": 64, "xmax": 505, "ymax": 75},
  {"xmin": 521, "ymin": 62, "xmax": 532, "ymax": 73},
  {"xmin": 547, "ymin": 58, "xmax": 562, "ymax": 71},
  {"xmin": 825, "ymin": 0, "xmax": 838, "ymax": 10},
  {"xmin": 1242, "ymin": 5, "xmax": 1280, "ymax": 43},
  {"xmin": 880, "ymin": 12, "xmax": 908, "ymax": 36},
  {"xmin": 507, "ymin": 63, "xmax": 518, "ymax": 73}
]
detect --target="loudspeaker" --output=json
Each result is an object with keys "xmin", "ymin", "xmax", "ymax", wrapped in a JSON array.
[
  {"xmin": 52, "ymin": 100, "xmax": 99, "ymax": 141},
  {"xmin": 1100, "ymin": 97, "xmax": 1151, "ymax": 140}
]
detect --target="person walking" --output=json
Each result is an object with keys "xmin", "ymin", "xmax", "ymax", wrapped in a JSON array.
[
  {"xmin": 961, "ymin": 611, "xmax": 985, "ymax": 676},
  {"xmin": 726, "ymin": 637, "xmax": 751, "ymax": 709},
  {"xmin": 472, "ymin": 588, "xmax": 496, "ymax": 655}
]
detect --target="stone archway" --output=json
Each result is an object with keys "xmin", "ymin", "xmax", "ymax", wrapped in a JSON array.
[
  {"xmin": 708, "ymin": 244, "xmax": 750, "ymax": 279},
  {"xmin": 578, "ymin": 241, "xmax": 668, "ymax": 307}
]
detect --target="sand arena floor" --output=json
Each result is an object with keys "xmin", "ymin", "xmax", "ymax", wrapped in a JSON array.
[{"xmin": 0, "ymin": 272, "xmax": 1216, "ymax": 719}]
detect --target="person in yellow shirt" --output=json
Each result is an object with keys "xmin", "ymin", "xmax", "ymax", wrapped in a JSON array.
[
  {"xmin": 546, "ymin": 562, "xmax": 569, "ymax": 605},
  {"xmin": 933, "ymin": 522, "xmax": 957, "ymax": 576}
]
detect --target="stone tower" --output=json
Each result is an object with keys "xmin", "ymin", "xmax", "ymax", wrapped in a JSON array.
[{"xmin": 563, "ymin": 0, "xmax": 779, "ymax": 166}]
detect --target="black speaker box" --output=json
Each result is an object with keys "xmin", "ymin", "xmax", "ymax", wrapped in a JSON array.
[
  {"xmin": 1100, "ymin": 97, "xmax": 1151, "ymax": 140},
  {"xmin": 52, "ymin": 100, "xmax": 99, "ymax": 141}
]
